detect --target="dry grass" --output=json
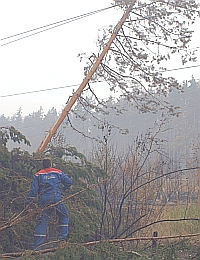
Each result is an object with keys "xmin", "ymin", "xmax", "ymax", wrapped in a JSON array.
[{"xmin": 147, "ymin": 203, "xmax": 200, "ymax": 238}]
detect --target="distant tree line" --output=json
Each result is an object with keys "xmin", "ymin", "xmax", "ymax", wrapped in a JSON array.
[{"xmin": 0, "ymin": 78, "xmax": 199, "ymax": 168}]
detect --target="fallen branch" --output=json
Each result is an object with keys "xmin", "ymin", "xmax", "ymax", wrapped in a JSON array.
[
  {"xmin": 0, "ymin": 247, "xmax": 57, "ymax": 258},
  {"xmin": 83, "ymin": 232, "xmax": 200, "ymax": 246},
  {"xmin": 0, "ymin": 233, "xmax": 199, "ymax": 258},
  {"xmin": 0, "ymin": 179, "xmax": 107, "ymax": 232}
]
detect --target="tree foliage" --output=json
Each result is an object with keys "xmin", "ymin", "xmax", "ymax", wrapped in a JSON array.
[
  {"xmin": 0, "ymin": 128, "xmax": 105, "ymax": 253},
  {"xmin": 0, "ymin": 126, "xmax": 31, "ymax": 147},
  {"xmin": 81, "ymin": 0, "xmax": 199, "ymax": 114}
]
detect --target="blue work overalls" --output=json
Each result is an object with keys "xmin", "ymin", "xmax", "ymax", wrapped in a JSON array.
[{"xmin": 27, "ymin": 167, "xmax": 72, "ymax": 249}]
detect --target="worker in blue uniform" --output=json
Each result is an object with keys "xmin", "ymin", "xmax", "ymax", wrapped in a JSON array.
[{"xmin": 26, "ymin": 158, "xmax": 72, "ymax": 250}]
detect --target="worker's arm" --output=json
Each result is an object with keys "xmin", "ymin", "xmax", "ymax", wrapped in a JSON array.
[
  {"xmin": 61, "ymin": 172, "xmax": 72, "ymax": 191},
  {"xmin": 26, "ymin": 175, "xmax": 39, "ymax": 207}
]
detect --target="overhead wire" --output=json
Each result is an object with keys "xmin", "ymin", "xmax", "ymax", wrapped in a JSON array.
[
  {"xmin": 0, "ymin": 5, "xmax": 116, "ymax": 47},
  {"xmin": 1, "ymin": 6, "xmax": 199, "ymax": 145},
  {"xmin": 0, "ymin": 4, "xmax": 199, "ymax": 98},
  {"xmin": 0, "ymin": 64, "xmax": 199, "ymax": 98},
  {"xmin": 158, "ymin": 64, "xmax": 200, "ymax": 73},
  {"xmin": 0, "ymin": 83, "xmax": 80, "ymax": 98}
]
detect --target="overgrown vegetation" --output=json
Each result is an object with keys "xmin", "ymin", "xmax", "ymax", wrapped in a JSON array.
[
  {"xmin": 1, "ymin": 0, "xmax": 200, "ymax": 259},
  {"xmin": 0, "ymin": 125, "xmax": 199, "ymax": 259},
  {"xmin": 0, "ymin": 127, "xmax": 106, "ymax": 253}
]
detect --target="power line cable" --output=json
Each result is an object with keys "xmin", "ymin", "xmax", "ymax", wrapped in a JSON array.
[
  {"xmin": 0, "ymin": 83, "xmax": 80, "ymax": 98},
  {"xmin": 0, "ymin": 5, "xmax": 116, "ymax": 47},
  {"xmin": 1, "ymin": 64, "xmax": 199, "ymax": 98},
  {"xmin": 158, "ymin": 64, "xmax": 200, "ymax": 73}
]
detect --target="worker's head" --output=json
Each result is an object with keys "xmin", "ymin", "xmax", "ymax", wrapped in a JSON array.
[{"xmin": 42, "ymin": 158, "xmax": 52, "ymax": 168}]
